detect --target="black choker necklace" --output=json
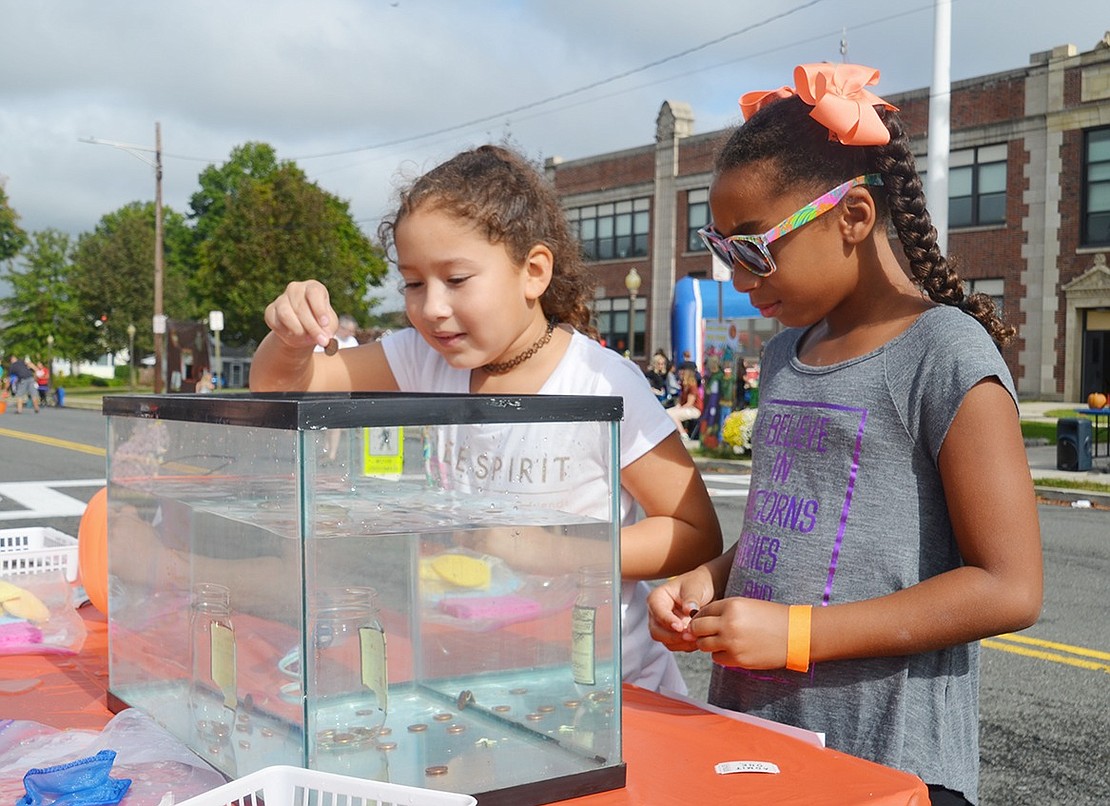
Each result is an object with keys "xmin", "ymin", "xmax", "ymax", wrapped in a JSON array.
[{"xmin": 482, "ymin": 320, "xmax": 556, "ymax": 374}]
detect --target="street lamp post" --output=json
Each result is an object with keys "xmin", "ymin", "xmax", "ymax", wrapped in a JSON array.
[
  {"xmin": 624, "ymin": 268, "xmax": 642, "ymax": 359},
  {"xmin": 126, "ymin": 323, "xmax": 136, "ymax": 390},
  {"xmin": 81, "ymin": 122, "xmax": 165, "ymax": 394}
]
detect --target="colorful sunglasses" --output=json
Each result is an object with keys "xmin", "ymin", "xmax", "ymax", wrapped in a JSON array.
[{"xmin": 697, "ymin": 173, "xmax": 884, "ymax": 278}]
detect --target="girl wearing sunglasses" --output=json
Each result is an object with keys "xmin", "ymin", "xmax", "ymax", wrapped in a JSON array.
[
  {"xmin": 251, "ymin": 144, "xmax": 722, "ymax": 695},
  {"xmin": 648, "ymin": 64, "xmax": 1042, "ymax": 806}
]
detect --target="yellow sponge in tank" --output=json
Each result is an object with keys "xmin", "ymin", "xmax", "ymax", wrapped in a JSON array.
[{"xmin": 421, "ymin": 554, "xmax": 492, "ymax": 589}]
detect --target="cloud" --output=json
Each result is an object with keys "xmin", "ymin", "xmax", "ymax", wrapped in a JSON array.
[{"xmin": 2, "ymin": 0, "xmax": 1106, "ymax": 252}]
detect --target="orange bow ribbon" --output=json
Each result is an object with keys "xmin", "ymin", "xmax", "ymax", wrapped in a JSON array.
[{"xmin": 739, "ymin": 63, "xmax": 898, "ymax": 146}]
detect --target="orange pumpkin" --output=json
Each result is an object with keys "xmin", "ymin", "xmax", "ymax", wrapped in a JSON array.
[
  {"xmin": 78, "ymin": 487, "xmax": 109, "ymax": 615},
  {"xmin": 1088, "ymin": 392, "xmax": 1109, "ymax": 410}
]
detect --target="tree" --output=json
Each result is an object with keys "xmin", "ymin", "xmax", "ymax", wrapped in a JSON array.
[
  {"xmin": 68, "ymin": 202, "xmax": 193, "ymax": 361},
  {"xmin": 0, "ymin": 229, "xmax": 76, "ymax": 362},
  {"xmin": 190, "ymin": 142, "xmax": 388, "ymax": 346},
  {"xmin": 189, "ymin": 141, "xmax": 280, "ymax": 244},
  {"xmin": 0, "ymin": 184, "xmax": 29, "ymax": 264}
]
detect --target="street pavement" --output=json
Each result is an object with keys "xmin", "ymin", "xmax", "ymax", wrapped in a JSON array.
[
  {"xmin": 6, "ymin": 393, "xmax": 1108, "ymax": 803},
  {"xmin": 58, "ymin": 393, "xmax": 1110, "ymax": 499},
  {"xmin": 694, "ymin": 399, "xmax": 1110, "ymax": 505}
]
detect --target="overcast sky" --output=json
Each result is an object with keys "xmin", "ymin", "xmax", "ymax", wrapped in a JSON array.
[{"xmin": 2, "ymin": 0, "xmax": 1107, "ymax": 259}]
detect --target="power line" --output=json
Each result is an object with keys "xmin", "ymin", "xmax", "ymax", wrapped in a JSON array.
[
  {"xmin": 306, "ymin": 4, "xmax": 935, "ymax": 182},
  {"xmin": 290, "ymin": 0, "xmax": 830, "ymax": 161},
  {"xmin": 495, "ymin": 4, "xmax": 933, "ymax": 127},
  {"xmin": 159, "ymin": 1, "xmax": 936, "ymax": 173}
]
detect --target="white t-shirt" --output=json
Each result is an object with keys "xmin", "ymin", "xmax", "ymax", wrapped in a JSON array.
[{"xmin": 382, "ymin": 326, "xmax": 687, "ymax": 693}]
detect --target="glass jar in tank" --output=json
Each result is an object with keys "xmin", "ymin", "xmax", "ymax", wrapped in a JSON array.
[
  {"xmin": 569, "ymin": 565, "xmax": 617, "ymax": 758},
  {"xmin": 307, "ymin": 587, "xmax": 389, "ymax": 776},
  {"xmin": 571, "ymin": 565, "xmax": 615, "ymax": 695},
  {"xmin": 188, "ymin": 582, "xmax": 238, "ymax": 775}
]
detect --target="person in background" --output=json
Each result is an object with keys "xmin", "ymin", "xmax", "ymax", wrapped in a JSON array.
[
  {"xmin": 196, "ymin": 370, "xmax": 215, "ymax": 393},
  {"xmin": 33, "ymin": 360, "xmax": 50, "ymax": 406},
  {"xmin": 314, "ymin": 314, "xmax": 360, "ymax": 353},
  {"xmin": 666, "ymin": 367, "xmax": 703, "ymax": 438},
  {"xmin": 647, "ymin": 63, "xmax": 1042, "ymax": 805},
  {"xmin": 7, "ymin": 356, "xmax": 39, "ymax": 414},
  {"xmin": 644, "ymin": 350, "xmax": 677, "ymax": 408},
  {"xmin": 677, "ymin": 350, "xmax": 701, "ymax": 388},
  {"xmin": 251, "ymin": 144, "xmax": 723, "ymax": 694}
]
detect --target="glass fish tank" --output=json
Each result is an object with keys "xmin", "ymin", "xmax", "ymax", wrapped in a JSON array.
[{"xmin": 103, "ymin": 393, "xmax": 625, "ymax": 805}]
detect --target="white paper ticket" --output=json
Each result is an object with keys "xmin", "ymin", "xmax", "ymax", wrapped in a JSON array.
[{"xmin": 715, "ymin": 760, "xmax": 781, "ymax": 775}]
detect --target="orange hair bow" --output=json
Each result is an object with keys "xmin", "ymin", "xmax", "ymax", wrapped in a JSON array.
[
  {"xmin": 738, "ymin": 63, "xmax": 898, "ymax": 146},
  {"xmin": 739, "ymin": 85, "xmax": 796, "ymax": 120}
]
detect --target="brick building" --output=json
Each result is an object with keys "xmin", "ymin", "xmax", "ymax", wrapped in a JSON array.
[{"xmin": 546, "ymin": 36, "xmax": 1110, "ymax": 401}]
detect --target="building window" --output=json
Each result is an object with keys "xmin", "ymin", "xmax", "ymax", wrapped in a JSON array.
[
  {"xmin": 1084, "ymin": 127, "xmax": 1110, "ymax": 246},
  {"xmin": 921, "ymin": 144, "xmax": 1007, "ymax": 228},
  {"xmin": 687, "ymin": 188, "xmax": 710, "ymax": 252},
  {"xmin": 967, "ymin": 278, "xmax": 1004, "ymax": 318},
  {"xmin": 594, "ymin": 295, "xmax": 646, "ymax": 356},
  {"xmin": 567, "ymin": 198, "xmax": 650, "ymax": 261},
  {"xmin": 950, "ymin": 144, "xmax": 1007, "ymax": 227}
]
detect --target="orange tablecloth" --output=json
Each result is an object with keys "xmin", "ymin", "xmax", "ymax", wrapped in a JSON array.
[
  {"xmin": 3, "ymin": 607, "xmax": 113, "ymax": 730},
  {"xmin": 2, "ymin": 608, "xmax": 928, "ymax": 805}
]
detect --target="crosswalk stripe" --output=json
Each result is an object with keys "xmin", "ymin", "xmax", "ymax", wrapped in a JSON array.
[{"xmin": 0, "ymin": 479, "xmax": 105, "ymax": 521}]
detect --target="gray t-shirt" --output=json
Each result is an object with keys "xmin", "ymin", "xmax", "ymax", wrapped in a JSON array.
[{"xmin": 708, "ymin": 305, "xmax": 1015, "ymax": 803}]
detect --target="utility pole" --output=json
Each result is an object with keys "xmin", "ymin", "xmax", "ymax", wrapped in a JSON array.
[
  {"xmin": 80, "ymin": 122, "xmax": 167, "ymax": 393},
  {"xmin": 154, "ymin": 122, "xmax": 165, "ymax": 393},
  {"xmin": 927, "ymin": 0, "xmax": 952, "ymax": 254}
]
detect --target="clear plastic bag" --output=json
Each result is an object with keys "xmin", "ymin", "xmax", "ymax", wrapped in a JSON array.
[
  {"xmin": 0, "ymin": 710, "xmax": 227, "ymax": 806},
  {"xmin": 0, "ymin": 570, "xmax": 86, "ymax": 656}
]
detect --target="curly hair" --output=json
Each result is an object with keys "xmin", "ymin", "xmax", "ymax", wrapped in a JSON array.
[
  {"xmin": 378, "ymin": 144, "xmax": 598, "ymax": 338},
  {"xmin": 715, "ymin": 95, "xmax": 1014, "ymax": 345}
]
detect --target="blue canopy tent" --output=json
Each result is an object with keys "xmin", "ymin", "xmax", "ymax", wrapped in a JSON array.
[{"xmin": 670, "ymin": 276, "xmax": 760, "ymax": 371}]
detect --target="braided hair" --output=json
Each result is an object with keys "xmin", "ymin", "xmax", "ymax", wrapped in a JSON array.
[
  {"xmin": 715, "ymin": 95, "xmax": 1014, "ymax": 345},
  {"xmin": 379, "ymin": 144, "xmax": 599, "ymax": 339}
]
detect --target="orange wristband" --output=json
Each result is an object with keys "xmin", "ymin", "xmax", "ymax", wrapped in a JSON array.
[{"xmin": 786, "ymin": 605, "xmax": 812, "ymax": 672}]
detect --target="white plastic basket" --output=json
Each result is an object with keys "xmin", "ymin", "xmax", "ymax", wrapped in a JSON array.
[
  {"xmin": 0, "ymin": 527, "xmax": 79, "ymax": 582},
  {"xmin": 175, "ymin": 766, "xmax": 477, "ymax": 806}
]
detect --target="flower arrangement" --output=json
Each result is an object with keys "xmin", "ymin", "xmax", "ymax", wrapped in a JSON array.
[{"xmin": 721, "ymin": 408, "xmax": 758, "ymax": 455}]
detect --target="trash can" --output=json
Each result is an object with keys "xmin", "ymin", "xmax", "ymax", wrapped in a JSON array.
[
  {"xmin": 1056, "ymin": 418, "xmax": 1092, "ymax": 472},
  {"xmin": 55, "ymin": 387, "xmax": 65, "ymax": 408}
]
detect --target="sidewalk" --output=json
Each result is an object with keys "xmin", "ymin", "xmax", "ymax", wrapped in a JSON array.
[
  {"xmin": 49, "ymin": 393, "xmax": 106, "ymax": 411},
  {"xmin": 1016, "ymin": 401, "xmax": 1110, "ymax": 502}
]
